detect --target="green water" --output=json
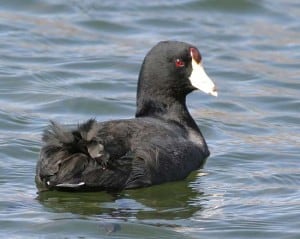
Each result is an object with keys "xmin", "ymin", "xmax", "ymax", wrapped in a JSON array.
[{"xmin": 0, "ymin": 0, "xmax": 299, "ymax": 238}]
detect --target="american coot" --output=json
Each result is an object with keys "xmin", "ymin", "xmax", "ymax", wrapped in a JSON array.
[{"xmin": 35, "ymin": 41, "xmax": 218, "ymax": 192}]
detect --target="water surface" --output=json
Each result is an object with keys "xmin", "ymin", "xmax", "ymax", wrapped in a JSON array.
[{"xmin": 0, "ymin": 0, "xmax": 299, "ymax": 238}]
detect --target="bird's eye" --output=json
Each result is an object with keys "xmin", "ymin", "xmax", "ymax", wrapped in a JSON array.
[{"xmin": 175, "ymin": 59, "xmax": 185, "ymax": 68}]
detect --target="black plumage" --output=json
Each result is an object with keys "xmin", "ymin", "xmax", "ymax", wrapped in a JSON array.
[{"xmin": 35, "ymin": 41, "xmax": 217, "ymax": 191}]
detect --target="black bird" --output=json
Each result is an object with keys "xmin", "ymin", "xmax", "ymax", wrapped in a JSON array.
[{"xmin": 35, "ymin": 41, "xmax": 218, "ymax": 192}]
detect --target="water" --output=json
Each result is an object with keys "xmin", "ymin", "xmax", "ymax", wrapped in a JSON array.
[{"xmin": 0, "ymin": 0, "xmax": 299, "ymax": 238}]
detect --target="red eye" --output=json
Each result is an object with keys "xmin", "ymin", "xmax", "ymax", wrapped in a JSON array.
[{"xmin": 175, "ymin": 59, "xmax": 185, "ymax": 68}]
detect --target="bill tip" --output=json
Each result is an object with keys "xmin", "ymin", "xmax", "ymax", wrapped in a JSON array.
[{"xmin": 211, "ymin": 86, "xmax": 218, "ymax": 97}]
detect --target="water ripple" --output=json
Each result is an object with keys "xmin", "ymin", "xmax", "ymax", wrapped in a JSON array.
[{"xmin": 0, "ymin": 0, "xmax": 299, "ymax": 238}]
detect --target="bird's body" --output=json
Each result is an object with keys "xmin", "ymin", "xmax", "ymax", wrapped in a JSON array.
[{"xmin": 35, "ymin": 41, "xmax": 217, "ymax": 192}]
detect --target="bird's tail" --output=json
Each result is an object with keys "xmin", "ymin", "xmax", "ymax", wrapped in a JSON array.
[{"xmin": 36, "ymin": 119, "xmax": 110, "ymax": 191}]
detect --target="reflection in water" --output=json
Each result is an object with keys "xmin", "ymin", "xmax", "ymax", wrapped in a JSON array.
[{"xmin": 37, "ymin": 172, "xmax": 205, "ymax": 222}]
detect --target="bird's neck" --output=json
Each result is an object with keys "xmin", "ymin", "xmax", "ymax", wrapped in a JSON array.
[{"xmin": 135, "ymin": 96, "xmax": 200, "ymax": 132}]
